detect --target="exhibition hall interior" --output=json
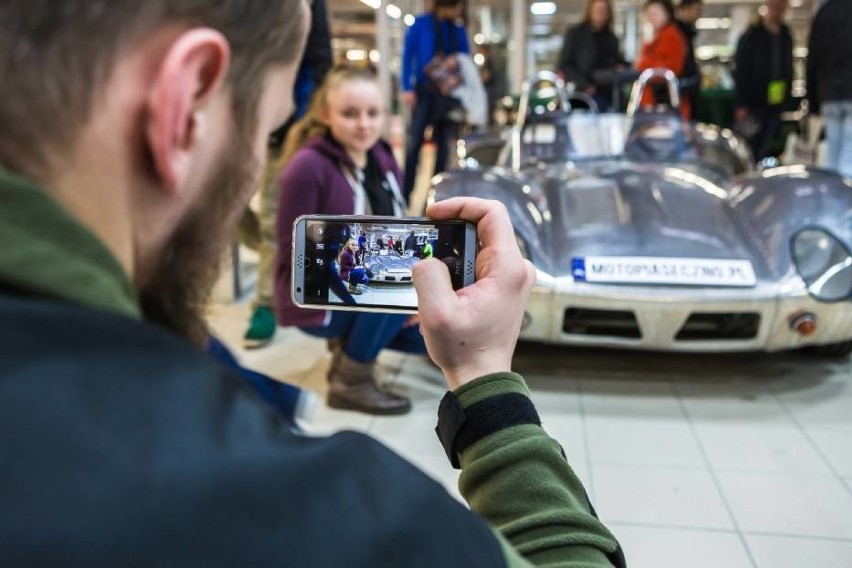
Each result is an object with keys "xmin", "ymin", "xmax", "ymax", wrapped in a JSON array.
[
  {"xmin": 209, "ymin": 1, "xmax": 852, "ymax": 566},
  {"xmin": 2, "ymin": 0, "xmax": 850, "ymax": 566}
]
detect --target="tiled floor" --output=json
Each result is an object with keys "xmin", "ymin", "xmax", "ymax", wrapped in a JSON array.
[{"xmin": 207, "ymin": 295, "xmax": 852, "ymax": 568}]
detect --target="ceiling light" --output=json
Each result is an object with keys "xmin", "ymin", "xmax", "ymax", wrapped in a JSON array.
[
  {"xmin": 474, "ymin": 33, "xmax": 485, "ymax": 45},
  {"xmin": 530, "ymin": 2, "xmax": 557, "ymax": 16},
  {"xmin": 369, "ymin": 50, "xmax": 381, "ymax": 63},
  {"xmin": 386, "ymin": 4, "xmax": 402, "ymax": 19},
  {"xmin": 695, "ymin": 17, "xmax": 731, "ymax": 30},
  {"xmin": 346, "ymin": 50, "xmax": 369, "ymax": 62},
  {"xmin": 359, "ymin": 0, "xmax": 381, "ymax": 9},
  {"xmin": 404, "ymin": 14, "xmax": 415, "ymax": 26}
]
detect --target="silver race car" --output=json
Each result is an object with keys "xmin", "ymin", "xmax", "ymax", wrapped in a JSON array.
[
  {"xmin": 431, "ymin": 70, "xmax": 852, "ymax": 356},
  {"xmin": 363, "ymin": 251, "xmax": 418, "ymax": 284}
]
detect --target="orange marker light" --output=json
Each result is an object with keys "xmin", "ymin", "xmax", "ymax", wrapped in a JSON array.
[{"xmin": 789, "ymin": 312, "xmax": 817, "ymax": 337}]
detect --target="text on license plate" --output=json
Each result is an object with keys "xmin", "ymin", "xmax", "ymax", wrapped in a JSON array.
[{"xmin": 572, "ymin": 257, "xmax": 757, "ymax": 287}]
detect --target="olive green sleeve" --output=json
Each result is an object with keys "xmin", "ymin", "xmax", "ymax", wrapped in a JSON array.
[{"xmin": 452, "ymin": 373, "xmax": 623, "ymax": 568}]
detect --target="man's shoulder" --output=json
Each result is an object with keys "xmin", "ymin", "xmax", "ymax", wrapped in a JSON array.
[
  {"xmin": 0, "ymin": 292, "xmax": 206, "ymax": 367},
  {"xmin": 0, "ymin": 294, "xmax": 507, "ymax": 566}
]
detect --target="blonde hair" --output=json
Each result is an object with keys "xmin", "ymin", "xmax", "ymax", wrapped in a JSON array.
[
  {"xmin": 277, "ymin": 63, "xmax": 380, "ymax": 168},
  {"xmin": 338, "ymin": 238, "xmax": 359, "ymax": 264}
]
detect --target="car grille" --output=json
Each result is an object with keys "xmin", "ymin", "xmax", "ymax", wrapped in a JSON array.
[
  {"xmin": 562, "ymin": 308, "xmax": 642, "ymax": 339},
  {"xmin": 675, "ymin": 313, "xmax": 761, "ymax": 341}
]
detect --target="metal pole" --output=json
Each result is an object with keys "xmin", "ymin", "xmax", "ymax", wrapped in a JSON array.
[
  {"xmin": 510, "ymin": 0, "xmax": 527, "ymax": 95},
  {"xmin": 378, "ymin": 1, "xmax": 393, "ymax": 138},
  {"xmin": 624, "ymin": 6, "xmax": 638, "ymax": 63}
]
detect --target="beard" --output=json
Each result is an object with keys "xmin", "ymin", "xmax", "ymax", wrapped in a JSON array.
[{"xmin": 138, "ymin": 132, "xmax": 258, "ymax": 346}]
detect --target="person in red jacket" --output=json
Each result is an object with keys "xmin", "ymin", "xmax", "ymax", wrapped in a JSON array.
[{"xmin": 635, "ymin": 0, "xmax": 691, "ymax": 120}]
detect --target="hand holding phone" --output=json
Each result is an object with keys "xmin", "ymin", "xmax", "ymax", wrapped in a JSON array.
[{"xmin": 413, "ymin": 198, "xmax": 536, "ymax": 390}]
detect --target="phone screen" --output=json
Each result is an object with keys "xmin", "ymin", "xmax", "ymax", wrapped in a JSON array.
[{"xmin": 295, "ymin": 218, "xmax": 474, "ymax": 311}]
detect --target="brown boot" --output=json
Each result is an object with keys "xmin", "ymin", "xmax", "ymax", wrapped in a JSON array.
[
  {"xmin": 327, "ymin": 352, "xmax": 411, "ymax": 415},
  {"xmin": 326, "ymin": 338, "xmax": 343, "ymax": 376}
]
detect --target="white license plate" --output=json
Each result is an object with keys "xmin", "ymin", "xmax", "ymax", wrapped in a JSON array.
[{"xmin": 572, "ymin": 256, "xmax": 757, "ymax": 287}]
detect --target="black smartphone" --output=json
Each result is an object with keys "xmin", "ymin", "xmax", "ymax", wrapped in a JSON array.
[{"xmin": 292, "ymin": 215, "xmax": 477, "ymax": 313}]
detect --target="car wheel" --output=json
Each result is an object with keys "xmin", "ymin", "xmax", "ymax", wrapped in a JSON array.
[{"xmin": 809, "ymin": 340, "xmax": 852, "ymax": 359}]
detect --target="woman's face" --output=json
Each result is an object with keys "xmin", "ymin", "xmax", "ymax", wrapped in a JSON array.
[
  {"xmin": 324, "ymin": 79, "xmax": 384, "ymax": 157},
  {"xmin": 348, "ymin": 241, "xmax": 359, "ymax": 252},
  {"xmin": 645, "ymin": 3, "xmax": 669, "ymax": 33},
  {"xmin": 589, "ymin": 1, "xmax": 610, "ymax": 30}
]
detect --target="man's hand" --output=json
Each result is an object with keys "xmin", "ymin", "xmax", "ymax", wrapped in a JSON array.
[
  {"xmin": 402, "ymin": 91, "xmax": 416, "ymax": 109},
  {"xmin": 413, "ymin": 198, "xmax": 535, "ymax": 391}
]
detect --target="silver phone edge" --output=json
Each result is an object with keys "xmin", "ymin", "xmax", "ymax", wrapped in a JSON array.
[{"xmin": 291, "ymin": 216, "xmax": 306, "ymax": 307}]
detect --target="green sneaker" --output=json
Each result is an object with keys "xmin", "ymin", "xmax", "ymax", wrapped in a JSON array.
[{"xmin": 243, "ymin": 306, "xmax": 276, "ymax": 349}]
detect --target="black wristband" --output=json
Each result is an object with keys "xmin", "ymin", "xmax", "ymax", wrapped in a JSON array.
[{"xmin": 436, "ymin": 391, "xmax": 541, "ymax": 469}]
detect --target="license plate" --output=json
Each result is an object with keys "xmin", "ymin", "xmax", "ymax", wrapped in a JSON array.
[{"xmin": 572, "ymin": 257, "xmax": 757, "ymax": 287}]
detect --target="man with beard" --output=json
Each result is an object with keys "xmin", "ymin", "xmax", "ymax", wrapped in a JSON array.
[{"xmin": 0, "ymin": 1, "xmax": 623, "ymax": 567}]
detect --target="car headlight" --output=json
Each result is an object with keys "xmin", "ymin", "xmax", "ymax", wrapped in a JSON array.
[{"xmin": 791, "ymin": 229, "xmax": 852, "ymax": 301}]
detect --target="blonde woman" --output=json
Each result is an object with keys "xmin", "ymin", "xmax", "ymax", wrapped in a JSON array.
[{"xmin": 274, "ymin": 65, "xmax": 422, "ymax": 415}]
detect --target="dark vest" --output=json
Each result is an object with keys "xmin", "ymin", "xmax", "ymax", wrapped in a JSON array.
[{"xmin": 0, "ymin": 293, "xmax": 506, "ymax": 567}]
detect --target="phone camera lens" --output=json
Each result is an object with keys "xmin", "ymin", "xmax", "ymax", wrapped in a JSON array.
[{"xmin": 296, "ymin": 287, "xmax": 302, "ymax": 293}]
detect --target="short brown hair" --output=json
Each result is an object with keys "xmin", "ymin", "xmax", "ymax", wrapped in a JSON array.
[{"xmin": 0, "ymin": 0, "xmax": 307, "ymax": 181}]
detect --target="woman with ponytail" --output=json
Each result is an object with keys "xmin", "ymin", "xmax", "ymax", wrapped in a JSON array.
[{"xmin": 274, "ymin": 64, "xmax": 424, "ymax": 416}]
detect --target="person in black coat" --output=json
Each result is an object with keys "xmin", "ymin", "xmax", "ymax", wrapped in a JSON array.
[
  {"xmin": 675, "ymin": 0, "xmax": 703, "ymax": 120},
  {"xmin": 734, "ymin": 0, "xmax": 794, "ymax": 161},
  {"xmin": 807, "ymin": 0, "xmax": 852, "ymax": 177},
  {"xmin": 557, "ymin": 0, "xmax": 622, "ymax": 112}
]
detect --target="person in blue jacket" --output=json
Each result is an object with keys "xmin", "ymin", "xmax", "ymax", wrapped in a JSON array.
[{"xmin": 401, "ymin": 0, "xmax": 469, "ymax": 201}]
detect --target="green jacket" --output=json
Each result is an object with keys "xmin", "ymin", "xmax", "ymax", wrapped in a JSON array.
[{"xmin": 0, "ymin": 169, "xmax": 623, "ymax": 567}]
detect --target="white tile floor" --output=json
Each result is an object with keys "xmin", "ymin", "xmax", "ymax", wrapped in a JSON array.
[{"xmin": 207, "ymin": 294, "xmax": 852, "ymax": 568}]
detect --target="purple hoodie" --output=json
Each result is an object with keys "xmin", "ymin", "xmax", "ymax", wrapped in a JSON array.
[{"xmin": 274, "ymin": 135, "xmax": 403, "ymax": 328}]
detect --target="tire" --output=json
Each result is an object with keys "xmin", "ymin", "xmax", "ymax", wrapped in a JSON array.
[{"xmin": 809, "ymin": 341, "xmax": 852, "ymax": 359}]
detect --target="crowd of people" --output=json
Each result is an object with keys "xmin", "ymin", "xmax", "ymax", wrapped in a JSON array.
[
  {"xmin": 556, "ymin": 0, "xmax": 849, "ymax": 171},
  {"xmin": 558, "ymin": 0, "xmax": 794, "ymax": 157}
]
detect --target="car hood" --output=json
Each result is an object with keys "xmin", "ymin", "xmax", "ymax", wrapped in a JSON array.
[{"xmin": 524, "ymin": 161, "xmax": 769, "ymax": 279}]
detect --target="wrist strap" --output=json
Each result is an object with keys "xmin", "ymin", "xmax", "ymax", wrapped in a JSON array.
[{"xmin": 436, "ymin": 391, "xmax": 540, "ymax": 469}]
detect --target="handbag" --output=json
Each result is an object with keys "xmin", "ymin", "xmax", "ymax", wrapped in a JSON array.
[{"xmin": 423, "ymin": 17, "xmax": 464, "ymax": 120}]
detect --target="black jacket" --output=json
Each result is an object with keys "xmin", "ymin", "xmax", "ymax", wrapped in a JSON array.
[
  {"xmin": 0, "ymin": 293, "xmax": 506, "ymax": 567},
  {"xmin": 734, "ymin": 19, "xmax": 794, "ymax": 110},
  {"xmin": 806, "ymin": 0, "xmax": 852, "ymax": 114},
  {"xmin": 675, "ymin": 19, "xmax": 700, "ymax": 98},
  {"xmin": 557, "ymin": 23, "xmax": 621, "ymax": 93}
]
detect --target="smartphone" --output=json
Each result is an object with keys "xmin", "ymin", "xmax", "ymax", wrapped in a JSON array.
[{"xmin": 292, "ymin": 215, "xmax": 477, "ymax": 313}]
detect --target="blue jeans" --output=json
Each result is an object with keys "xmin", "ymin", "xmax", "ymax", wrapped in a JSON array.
[
  {"xmin": 823, "ymin": 100, "xmax": 852, "ymax": 178},
  {"xmin": 300, "ymin": 311, "xmax": 427, "ymax": 364},
  {"xmin": 403, "ymin": 83, "xmax": 458, "ymax": 200}
]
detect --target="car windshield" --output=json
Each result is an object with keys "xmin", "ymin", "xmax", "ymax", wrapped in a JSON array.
[
  {"xmin": 519, "ymin": 113, "xmax": 699, "ymax": 161},
  {"xmin": 514, "ymin": 112, "xmax": 749, "ymax": 176}
]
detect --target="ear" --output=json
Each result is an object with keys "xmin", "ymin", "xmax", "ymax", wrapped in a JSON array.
[
  {"xmin": 146, "ymin": 29, "xmax": 230, "ymax": 194},
  {"xmin": 317, "ymin": 99, "xmax": 333, "ymax": 127}
]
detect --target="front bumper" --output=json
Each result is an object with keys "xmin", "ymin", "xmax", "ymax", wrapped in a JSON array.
[{"xmin": 520, "ymin": 275, "xmax": 852, "ymax": 352}]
